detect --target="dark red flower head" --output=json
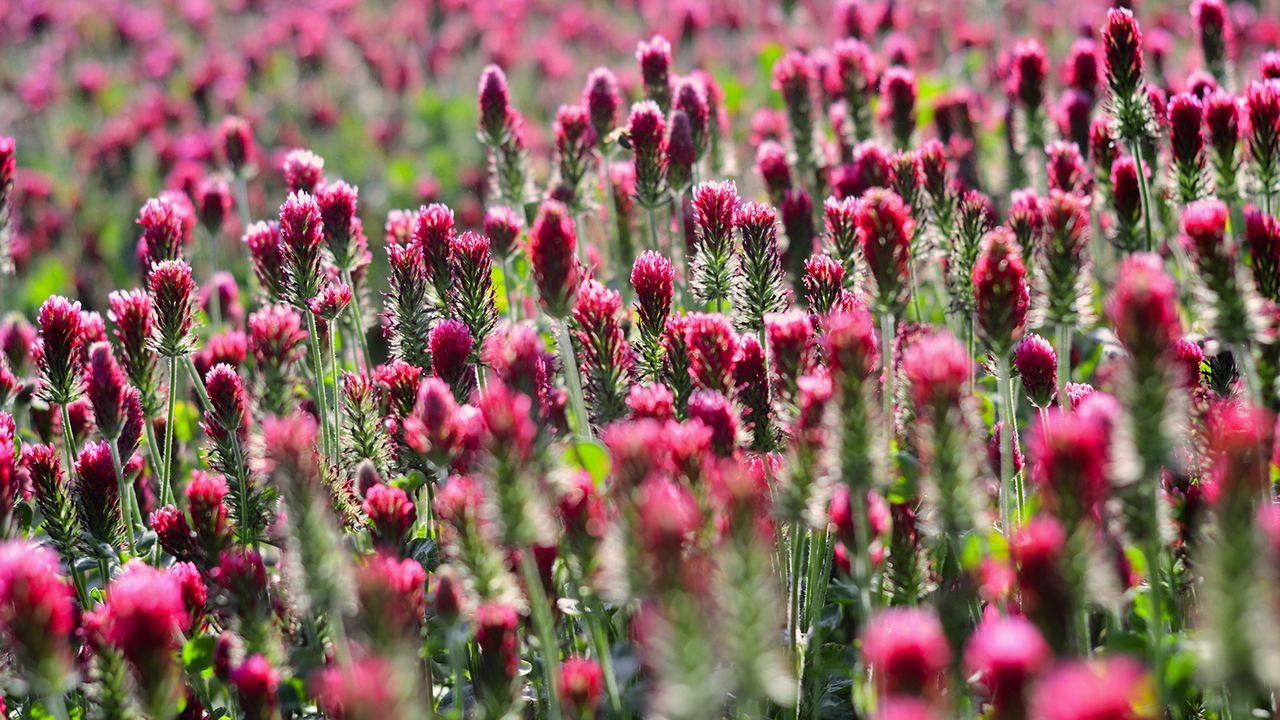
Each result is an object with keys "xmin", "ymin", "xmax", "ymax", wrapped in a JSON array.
[
  {"xmin": 560, "ymin": 656, "xmax": 604, "ymax": 719},
  {"xmin": 862, "ymin": 607, "xmax": 951, "ymax": 697},
  {"xmin": 363, "ymin": 482, "xmax": 416, "ymax": 551},
  {"xmin": 1009, "ymin": 38, "xmax": 1049, "ymax": 111},
  {"xmin": 901, "ymin": 331, "xmax": 971, "ymax": 409},
  {"xmin": 857, "ymin": 188, "xmax": 914, "ymax": 315},
  {"xmin": 964, "ymin": 615, "xmax": 1050, "ymax": 713},
  {"xmin": 429, "ymin": 319, "xmax": 474, "ymax": 393},
  {"xmin": 307, "ymin": 279, "xmax": 353, "ymax": 321},
  {"xmin": 1067, "ymin": 38, "xmax": 1102, "ymax": 96},
  {"xmin": 1106, "ymin": 254, "xmax": 1182, "ymax": 361},
  {"xmin": 1181, "ymin": 198, "xmax": 1229, "ymax": 260},
  {"xmin": 231, "ymin": 654, "xmax": 279, "ymax": 720},
  {"xmin": 278, "ymin": 191, "xmax": 325, "ymax": 304},
  {"xmin": 582, "ymin": 67, "xmax": 621, "ymax": 141},
  {"xmin": 631, "ymin": 251, "xmax": 675, "ymax": 336},
  {"xmin": 1014, "ymin": 334, "xmax": 1057, "ymax": 408},
  {"xmin": 1205, "ymin": 400, "xmax": 1274, "ymax": 501},
  {"xmin": 627, "ymin": 383, "xmax": 675, "ymax": 421},
  {"xmin": 281, "ymin": 148, "xmax": 325, "ymax": 194},
  {"xmin": 36, "ymin": 295, "xmax": 84, "ymax": 405},
  {"xmin": 636, "ymin": 35, "xmax": 673, "ymax": 110},
  {"xmin": 1169, "ymin": 92, "xmax": 1205, "ymax": 168},
  {"xmin": 1045, "ymin": 142, "xmax": 1087, "ymax": 196},
  {"xmin": 0, "ymin": 539, "xmax": 76, "ymax": 684},
  {"xmin": 483, "ymin": 205, "xmax": 522, "ymax": 260},
  {"xmin": 316, "ymin": 179, "xmax": 359, "ymax": 269},
  {"xmin": 137, "ymin": 196, "xmax": 186, "ymax": 274},
  {"xmin": 217, "ymin": 115, "xmax": 255, "ymax": 172},
  {"xmin": 84, "ymin": 341, "xmax": 127, "ymax": 439},
  {"xmin": 202, "ymin": 363, "xmax": 247, "ymax": 444},
  {"xmin": 477, "ymin": 64, "xmax": 511, "ymax": 143},
  {"xmin": 413, "ymin": 203, "xmax": 455, "ymax": 290},
  {"xmin": 1246, "ymin": 206, "xmax": 1280, "ymax": 301},
  {"xmin": 148, "ymin": 259, "xmax": 197, "ymax": 357},
  {"xmin": 529, "ymin": 200, "xmax": 581, "ymax": 319},
  {"xmin": 684, "ymin": 312, "xmax": 738, "ymax": 393},
  {"xmin": 687, "ymin": 390, "xmax": 738, "ymax": 457},
  {"xmin": 1103, "ymin": 8, "xmax": 1145, "ymax": 98},
  {"xmin": 1205, "ymin": 90, "xmax": 1241, "ymax": 159},
  {"xmin": 972, "ymin": 227, "xmax": 1030, "ymax": 356}
]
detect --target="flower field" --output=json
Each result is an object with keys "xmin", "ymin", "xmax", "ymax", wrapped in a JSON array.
[{"xmin": 1, "ymin": 0, "xmax": 1280, "ymax": 718}]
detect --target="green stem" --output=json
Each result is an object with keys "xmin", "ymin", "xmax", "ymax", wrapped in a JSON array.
[
  {"xmin": 449, "ymin": 629, "xmax": 467, "ymax": 719},
  {"xmin": 647, "ymin": 206, "xmax": 660, "ymax": 254},
  {"xmin": 341, "ymin": 268, "xmax": 373, "ymax": 371},
  {"xmin": 787, "ymin": 527, "xmax": 805, "ymax": 672},
  {"xmin": 107, "ymin": 440, "xmax": 136, "ymax": 557},
  {"xmin": 1055, "ymin": 323, "xmax": 1071, "ymax": 413},
  {"xmin": 330, "ymin": 325, "xmax": 344, "ymax": 469},
  {"xmin": 141, "ymin": 418, "xmax": 164, "ymax": 506},
  {"xmin": 1129, "ymin": 138, "xmax": 1156, "ymax": 253},
  {"xmin": 1146, "ymin": 530, "xmax": 1166, "ymax": 711},
  {"xmin": 556, "ymin": 320, "xmax": 592, "ymax": 439},
  {"xmin": 182, "ymin": 356, "xmax": 212, "ymax": 414},
  {"xmin": 161, "ymin": 356, "xmax": 181, "ymax": 506},
  {"xmin": 58, "ymin": 402, "xmax": 80, "ymax": 496},
  {"xmin": 519, "ymin": 549, "xmax": 563, "ymax": 720},
  {"xmin": 879, "ymin": 312, "xmax": 896, "ymax": 458},
  {"xmin": 305, "ymin": 314, "xmax": 333, "ymax": 463},
  {"xmin": 996, "ymin": 354, "xmax": 1016, "ymax": 533}
]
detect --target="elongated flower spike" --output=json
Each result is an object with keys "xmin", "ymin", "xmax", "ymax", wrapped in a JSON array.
[
  {"xmin": 478, "ymin": 64, "xmax": 512, "ymax": 145},
  {"xmin": 217, "ymin": 115, "xmax": 256, "ymax": 173},
  {"xmin": 1246, "ymin": 207, "xmax": 1280, "ymax": 303},
  {"xmin": 773, "ymin": 51, "xmax": 818, "ymax": 175},
  {"xmin": 1015, "ymin": 334, "xmax": 1057, "ymax": 409},
  {"xmin": 1067, "ymin": 37, "xmax": 1103, "ymax": 99},
  {"xmin": 413, "ymin": 202, "xmax": 455, "ymax": 307},
  {"xmin": 666, "ymin": 109, "xmax": 696, "ymax": 195},
  {"xmin": 243, "ymin": 220, "xmax": 287, "ymax": 302},
  {"xmin": 430, "ymin": 319, "xmax": 476, "ymax": 400},
  {"xmin": 582, "ymin": 67, "xmax": 620, "ymax": 144},
  {"xmin": 363, "ymin": 483, "xmax": 416, "ymax": 553},
  {"xmin": 148, "ymin": 259, "xmax": 197, "ymax": 358},
  {"xmin": 278, "ymin": 191, "xmax": 326, "ymax": 307},
  {"xmin": 529, "ymin": 199, "xmax": 581, "ymax": 320},
  {"xmin": 553, "ymin": 103, "xmax": 598, "ymax": 207},
  {"xmin": 1169, "ymin": 92, "xmax": 1207, "ymax": 204},
  {"xmin": 781, "ymin": 187, "xmax": 816, "ymax": 293},
  {"xmin": 1044, "ymin": 141, "xmax": 1088, "ymax": 196},
  {"xmin": 196, "ymin": 176, "xmax": 232, "ymax": 234},
  {"xmin": 627, "ymin": 101, "xmax": 667, "ymax": 211},
  {"xmin": 74, "ymin": 440, "xmax": 121, "ymax": 547},
  {"xmin": 1007, "ymin": 189, "xmax": 1044, "ymax": 251},
  {"xmin": 1010, "ymin": 38, "xmax": 1050, "ymax": 152},
  {"xmin": 137, "ymin": 196, "xmax": 186, "ymax": 277},
  {"xmin": 733, "ymin": 333, "xmax": 775, "ymax": 452},
  {"xmin": 385, "ymin": 240, "xmax": 431, "ymax": 368},
  {"xmin": 862, "ymin": 608, "xmax": 950, "ymax": 698},
  {"xmin": 858, "ymin": 188, "xmax": 913, "ymax": 317},
  {"xmin": 316, "ymin": 179, "xmax": 359, "ymax": 271},
  {"xmin": 685, "ymin": 312, "xmax": 739, "ymax": 394},
  {"xmin": 308, "ymin": 278, "xmax": 352, "ymax": 321},
  {"xmin": 448, "ymin": 231, "xmax": 497, "ymax": 351},
  {"xmin": 1205, "ymin": 91, "xmax": 1242, "ymax": 203},
  {"xmin": 880, "ymin": 66, "xmax": 917, "ymax": 149},
  {"xmin": 1192, "ymin": 0, "xmax": 1232, "ymax": 83},
  {"xmin": 691, "ymin": 180, "xmax": 739, "ymax": 310},
  {"xmin": 247, "ymin": 304, "xmax": 308, "ymax": 414},
  {"xmin": 804, "ymin": 254, "xmax": 846, "ymax": 316},
  {"xmin": 282, "ymin": 149, "xmax": 325, "ymax": 194},
  {"xmin": 973, "ymin": 227, "xmax": 1030, "ymax": 358},
  {"xmin": 631, "ymin": 251, "xmax": 675, "ymax": 381},
  {"xmin": 965, "ymin": 616, "xmax": 1050, "ymax": 720},
  {"xmin": 674, "ymin": 77, "xmax": 710, "ymax": 162},
  {"xmin": 483, "ymin": 205, "xmax": 522, "ymax": 262},
  {"xmin": 1109, "ymin": 155, "xmax": 1143, "ymax": 253},
  {"xmin": 571, "ymin": 279, "xmax": 633, "ymax": 426},
  {"xmin": 1056, "ymin": 90, "xmax": 1094, "ymax": 161},
  {"xmin": 0, "ymin": 540, "xmax": 77, "ymax": 700},
  {"xmin": 832, "ymin": 38, "xmax": 877, "ymax": 141},
  {"xmin": 637, "ymin": 35, "xmax": 673, "ymax": 113},
  {"xmin": 36, "ymin": 296, "xmax": 84, "ymax": 406},
  {"xmin": 1103, "ymin": 8, "xmax": 1150, "ymax": 142},
  {"xmin": 755, "ymin": 140, "xmax": 792, "ymax": 205},
  {"xmin": 1183, "ymin": 199, "xmax": 1259, "ymax": 349},
  {"xmin": 1246, "ymin": 80, "xmax": 1280, "ymax": 209},
  {"xmin": 84, "ymin": 341, "xmax": 126, "ymax": 441},
  {"xmin": 106, "ymin": 291, "xmax": 158, "ymax": 407}
]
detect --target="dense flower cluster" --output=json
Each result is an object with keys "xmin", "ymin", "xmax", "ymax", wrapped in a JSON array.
[{"xmin": 2, "ymin": 2, "xmax": 1280, "ymax": 720}]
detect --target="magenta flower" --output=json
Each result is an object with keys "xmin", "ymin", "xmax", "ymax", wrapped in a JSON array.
[
  {"xmin": 36, "ymin": 296, "xmax": 84, "ymax": 405},
  {"xmin": 561, "ymin": 656, "xmax": 604, "ymax": 719},
  {"xmin": 858, "ymin": 188, "xmax": 914, "ymax": 316},
  {"xmin": 0, "ymin": 540, "xmax": 76, "ymax": 691},
  {"xmin": 862, "ymin": 607, "xmax": 951, "ymax": 698},
  {"xmin": 964, "ymin": 616, "xmax": 1050, "ymax": 717},
  {"xmin": 972, "ymin": 227, "xmax": 1030, "ymax": 356},
  {"xmin": 1014, "ymin": 334, "xmax": 1057, "ymax": 408},
  {"xmin": 231, "ymin": 654, "xmax": 280, "ymax": 720},
  {"xmin": 281, "ymin": 148, "xmax": 325, "ymax": 194},
  {"xmin": 529, "ymin": 200, "xmax": 580, "ymax": 319}
]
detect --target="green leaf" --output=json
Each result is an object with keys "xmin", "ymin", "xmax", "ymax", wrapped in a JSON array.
[
  {"xmin": 183, "ymin": 635, "xmax": 218, "ymax": 673},
  {"xmin": 24, "ymin": 258, "xmax": 71, "ymax": 314},
  {"xmin": 563, "ymin": 439, "xmax": 611, "ymax": 486}
]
